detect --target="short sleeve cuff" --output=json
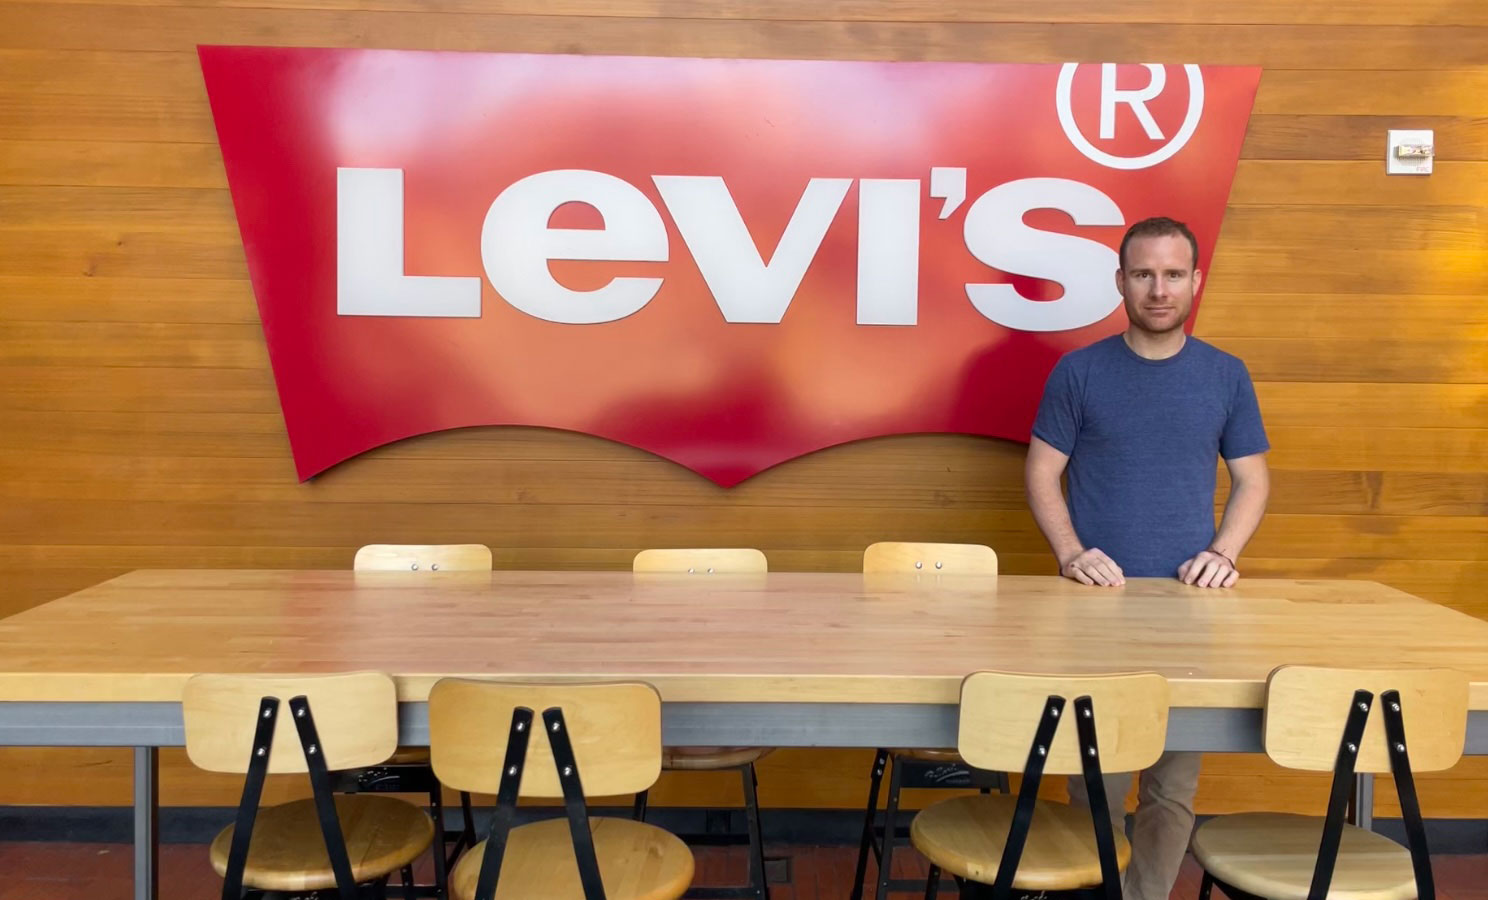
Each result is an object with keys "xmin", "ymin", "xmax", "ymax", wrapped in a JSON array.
[
  {"xmin": 1221, "ymin": 441, "xmax": 1270, "ymax": 461},
  {"xmin": 1032, "ymin": 426, "xmax": 1075, "ymax": 456}
]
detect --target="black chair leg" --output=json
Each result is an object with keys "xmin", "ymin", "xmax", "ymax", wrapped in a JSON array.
[
  {"xmin": 634, "ymin": 788, "xmax": 650, "ymax": 822},
  {"xmin": 925, "ymin": 864, "xmax": 941, "ymax": 900},
  {"xmin": 1199, "ymin": 870, "xmax": 1215, "ymax": 900},
  {"xmin": 400, "ymin": 865, "xmax": 416, "ymax": 898},
  {"xmin": 850, "ymin": 749, "xmax": 890, "ymax": 900},
  {"xmin": 429, "ymin": 787, "xmax": 449, "ymax": 899},
  {"xmin": 875, "ymin": 755, "xmax": 905, "ymax": 900},
  {"xmin": 741, "ymin": 762, "xmax": 768, "ymax": 900},
  {"xmin": 459, "ymin": 791, "xmax": 476, "ymax": 849}
]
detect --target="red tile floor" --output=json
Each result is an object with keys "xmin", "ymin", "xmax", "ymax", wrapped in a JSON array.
[{"xmin": 2, "ymin": 841, "xmax": 1485, "ymax": 900}]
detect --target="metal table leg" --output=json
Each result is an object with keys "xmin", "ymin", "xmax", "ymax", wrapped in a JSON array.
[
  {"xmin": 1352, "ymin": 772, "xmax": 1375, "ymax": 832},
  {"xmin": 134, "ymin": 746, "xmax": 158, "ymax": 900}
]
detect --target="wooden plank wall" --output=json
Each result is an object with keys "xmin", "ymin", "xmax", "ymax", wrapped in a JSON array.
[{"xmin": 0, "ymin": 0, "xmax": 1485, "ymax": 818}]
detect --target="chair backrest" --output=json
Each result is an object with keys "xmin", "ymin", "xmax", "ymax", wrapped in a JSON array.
[
  {"xmin": 960, "ymin": 671, "xmax": 1166, "ymax": 900},
  {"xmin": 862, "ymin": 541, "xmax": 998, "ymax": 575},
  {"xmin": 182, "ymin": 672, "xmax": 398, "ymax": 774},
  {"xmin": 429, "ymin": 679, "xmax": 662, "ymax": 798},
  {"xmin": 353, "ymin": 543, "xmax": 493, "ymax": 572},
  {"xmin": 632, "ymin": 548, "xmax": 768, "ymax": 575},
  {"xmin": 957, "ymin": 671, "xmax": 1169, "ymax": 775},
  {"xmin": 1264, "ymin": 666, "xmax": 1469, "ymax": 773}
]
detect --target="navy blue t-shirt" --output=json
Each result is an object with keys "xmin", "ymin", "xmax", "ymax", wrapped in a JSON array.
[{"xmin": 1031, "ymin": 335, "xmax": 1270, "ymax": 578}]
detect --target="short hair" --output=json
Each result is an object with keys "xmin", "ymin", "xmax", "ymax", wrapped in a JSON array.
[{"xmin": 1119, "ymin": 217, "xmax": 1199, "ymax": 271}]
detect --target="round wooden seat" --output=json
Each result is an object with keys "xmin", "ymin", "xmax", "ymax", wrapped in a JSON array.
[
  {"xmin": 910, "ymin": 794, "xmax": 1131, "ymax": 891},
  {"xmin": 891, "ymin": 747, "xmax": 964, "ymax": 764},
  {"xmin": 661, "ymin": 746, "xmax": 772, "ymax": 770},
  {"xmin": 450, "ymin": 816, "xmax": 694, "ymax": 900},
  {"xmin": 208, "ymin": 794, "xmax": 433, "ymax": 892},
  {"xmin": 1193, "ymin": 813, "xmax": 1418, "ymax": 900}
]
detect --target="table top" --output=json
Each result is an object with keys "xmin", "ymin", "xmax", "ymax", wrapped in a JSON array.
[{"xmin": 1, "ymin": 570, "xmax": 1485, "ymax": 709}]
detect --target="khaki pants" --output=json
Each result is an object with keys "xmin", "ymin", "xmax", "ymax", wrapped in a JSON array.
[{"xmin": 1067, "ymin": 752, "xmax": 1202, "ymax": 900}]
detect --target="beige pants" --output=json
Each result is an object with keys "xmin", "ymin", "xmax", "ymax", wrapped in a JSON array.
[{"xmin": 1066, "ymin": 752, "xmax": 1202, "ymax": 900}]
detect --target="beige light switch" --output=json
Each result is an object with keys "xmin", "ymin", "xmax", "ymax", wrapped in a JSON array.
[{"xmin": 1387, "ymin": 129, "xmax": 1434, "ymax": 175}]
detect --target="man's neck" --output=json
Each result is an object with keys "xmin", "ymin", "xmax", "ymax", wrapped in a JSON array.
[{"xmin": 1122, "ymin": 327, "xmax": 1187, "ymax": 360}]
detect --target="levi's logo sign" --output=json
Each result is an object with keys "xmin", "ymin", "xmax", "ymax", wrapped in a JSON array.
[{"xmin": 200, "ymin": 48, "xmax": 1258, "ymax": 486}]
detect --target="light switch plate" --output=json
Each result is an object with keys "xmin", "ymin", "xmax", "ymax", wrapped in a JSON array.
[{"xmin": 1387, "ymin": 129, "xmax": 1434, "ymax": 175}]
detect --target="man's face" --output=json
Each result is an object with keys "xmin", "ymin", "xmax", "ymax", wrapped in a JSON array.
[{"xmin": 1115, "ymin": 234, "xmax": 1202, "ymax": 335}]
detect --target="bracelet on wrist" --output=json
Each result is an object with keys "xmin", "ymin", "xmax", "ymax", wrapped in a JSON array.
[{"xmin": 1208, "ymin": 548, "xmax": 1237, "ymax": 568}]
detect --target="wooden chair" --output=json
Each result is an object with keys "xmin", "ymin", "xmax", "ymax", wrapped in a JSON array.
[
  {"xmin": 182, "ymin": 672, "xmax": 435, "ymax": 900},
  {"xmin": 354, "ymin": 544, "xmax": 494, "ymax": 573},
  {"xmin": 852, "ymin": 542, "xmax": 1005, "ymax": 900},
  {"xmin": 1192, "ymin": 666, "xmax": 1470, "ymax": 900},
  {"xmin": 862, "ymin": 541, "xmax": 1000, "ymax": 576},
  {"xmin": 909, "ymin": 671, "xmax": 1170, "ymax": 900},
  {"xmin": 428, "ymin": 678, "xmax": 694, "ymax": 900},
  {"xmin": 632, "ymin": 548, "xmax": 768, "ymax": 576},
  {"xmin": 631, "ymin": 548, "xmax": 773, "ymax": 899},
  {"xmin": 346, "ymin": 543, "xmax": 492, "ymax": 891}
]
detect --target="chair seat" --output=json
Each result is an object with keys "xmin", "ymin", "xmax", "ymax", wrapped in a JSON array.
[
  {"xmin": 1193, "ymin": 813, "xmax": 1418, "ymax": 900},
  {"xmin": 209, "ymin": 794, "xmax": 433, "ymax": 892},
  {"xmin": 661, "ymin": 746, "xmax": 772, "ymax": 770},
  {"xmin": 386, "ymin": 746, "xmax": 432, "ymax": 765},
  {"xmin": 450, "ymin": 816, "xmax": 694, "ymax": 900},
  {"xmin": 910, "ymin": 794, "xmax": 1131, "ymax": 891},
  {"xmin": 892, "ymin": 747, "xmax": 964, "ymax": 764}
]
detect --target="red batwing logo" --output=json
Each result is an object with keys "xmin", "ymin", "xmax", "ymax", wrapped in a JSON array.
[{"xmin": 199, "ymin": 49, "xmax": 1259, "ymax": 485}]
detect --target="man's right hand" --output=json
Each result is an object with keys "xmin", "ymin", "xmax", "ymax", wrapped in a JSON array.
[{"xmin": 1060, "ymin": 548, "xmax": 1126, "ymax": 586}]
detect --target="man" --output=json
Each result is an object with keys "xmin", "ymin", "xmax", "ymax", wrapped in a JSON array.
[{"xmin": 1024, "ymin": 216, "xmax": 1270, "ymax": 900}]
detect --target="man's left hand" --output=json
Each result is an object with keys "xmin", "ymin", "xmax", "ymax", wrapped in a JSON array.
[{"xmin": 1178, "ymin": 550, "xmax": 1238, "ymax": 588}]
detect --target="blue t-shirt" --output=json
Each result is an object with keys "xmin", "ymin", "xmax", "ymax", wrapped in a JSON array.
[{"xmin": 1031, "ymin": 335, "xmax": 1270, "ymax": 578}]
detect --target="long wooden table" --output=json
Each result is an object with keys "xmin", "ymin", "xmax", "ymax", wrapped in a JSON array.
[{"xmin": 3, "ymin": 570, "xmax": 1488, "ymax": 900}]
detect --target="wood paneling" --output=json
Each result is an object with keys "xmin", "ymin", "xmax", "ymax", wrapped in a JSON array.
[
  {"xmin": 1230, "ymin": 162, "xmax": 1488, "ymax": 207},
  {"xmin": 1240, "ymin": 115, "xmax": 1488, "ymax": 161},
  {"xmin": 9, "ymin": 52, "xmax": 1488, "ymax": 116},
  {"xmin": 0, "ymin": 0, "xmax": 1484, "ymax": 818},
  {"xmin": 0, "ymin": 7, "xmax": 1484, "ymax": 70},
  {"xmin": 0, "ymin": 0, "xmax": 1483, "ymax": 27},
  {"xmin": 1202, "ymin": 297, "xmax": 1488, "ymax": 341}
]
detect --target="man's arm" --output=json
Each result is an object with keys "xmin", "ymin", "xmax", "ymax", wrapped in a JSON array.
[
  {"xmin": 1025, "ymin": 436, "xmax": 1126, "ymax": 586},
  {"xmin": 1178, "ymin": 452, "xmax": 1270, "ymax": 587}
]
